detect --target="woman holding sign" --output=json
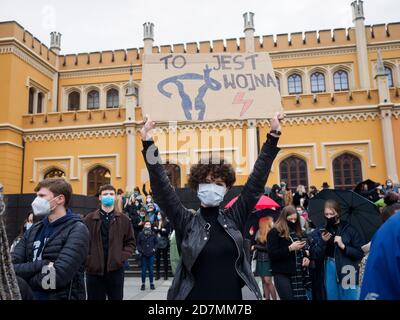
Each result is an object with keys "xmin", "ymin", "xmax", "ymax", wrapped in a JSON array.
[{"xmin": 140, "ymin": 113, "xmax": 283, "ymax": 300}]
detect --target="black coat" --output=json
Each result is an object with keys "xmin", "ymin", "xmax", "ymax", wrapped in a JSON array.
[
  {"xmin": 12, "ymin": 215, "xmax": 89, "ymax": 300},
  {"xmin": 267, "ymin": 228, "xmax": 297, "ymax": 275},
  {"xmin": 137, "ymin": 231, "xmax": 158, "ymax": 257},
  {"xmin": 293, "ymin": 192, "xmax": 309, "ymax": 208},
  {"xmin": 153, "ymin": 219, "xmax": 172, "ymax": 249},
  {"xmin": 142, "ymin": 134, "xmax": 280, "ymax": 300},
  {"xmin": 310, "ymin": 221, "xmax": 364, "ymax": 285}
]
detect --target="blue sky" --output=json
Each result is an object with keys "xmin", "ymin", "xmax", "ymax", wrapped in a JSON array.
[{"xmin": 1, "ymin": 0, "xmax": 399, "ymax": 54}]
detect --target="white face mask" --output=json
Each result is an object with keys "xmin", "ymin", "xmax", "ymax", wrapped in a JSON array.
[
  {"xmin": 197, "ymin": 183, "xmax": 227, "ymax": 207},
  {"xmin": 25, "ymin": 222, "xmax": 33, "ymax": 230},
  {"xmin": 31, "ymin": 196, "xmax": 58, "ymax": 217}
]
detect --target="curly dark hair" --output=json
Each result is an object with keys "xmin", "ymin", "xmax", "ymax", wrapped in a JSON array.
[{"xmin": 188, "ymin": 158, "xmax": 236, "ymax": 191}]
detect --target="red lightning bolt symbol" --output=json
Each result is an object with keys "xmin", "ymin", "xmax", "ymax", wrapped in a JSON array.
[{"xmin": 232, "ymin": 92, "xmax": 254, "ymax": 116}]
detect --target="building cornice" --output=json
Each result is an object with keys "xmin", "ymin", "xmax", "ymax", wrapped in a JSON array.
[
  {"xmin": 0, "ymin": 39, "xmax": 57, "ymax": 78},
  {"xmin": 18, "ymin": 104, "xmax": 400, "ymax": 141},
  {"xmin": 59, "ymin": 65, "xmax": 142, "ymax": 79}
]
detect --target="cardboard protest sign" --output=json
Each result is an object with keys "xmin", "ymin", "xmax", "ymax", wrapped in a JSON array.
[{"xmin": 142, "ymin": 53, "xmax": 282, "ymax": 122}]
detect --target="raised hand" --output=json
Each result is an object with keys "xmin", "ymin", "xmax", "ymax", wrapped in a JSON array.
[
  {"xmin": 269, "ymin": 112, "xmax": 285, "ymax": 133},
  {"xmin": 141, "ymin": 114, "xmax": 156, "ymax": 141}
]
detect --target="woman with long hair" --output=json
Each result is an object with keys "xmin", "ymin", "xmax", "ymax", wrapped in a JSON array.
[
  {"xmin": 267, "ymin": 206, "xmax": 311, "ymax": 300},
  {"xmin": 254, "ymin": 217, "xmax": 277, "ymax": 300},
  {"xmin": 311, "ymin": 199, "xmax": 364, "ymax": 300},
  {"xmin": 283, "ymin": 186, "xmax": 293, "ymax": 207}
]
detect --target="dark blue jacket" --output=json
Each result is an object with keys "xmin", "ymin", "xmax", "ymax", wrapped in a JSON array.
[
  {"xmin": 360, "ymin": 213, "xmax": 400, "ymax": 300},
  {"xmin": 137, "ymin": 230, "xmax": 158, "ymax": 257},
  {"xmin": 12, "ymin": 210, "xmax": 89, "ymax": 300},
  {"xmin": 311, "ymin": 221, "xmax": 364, "ymax": 285}
]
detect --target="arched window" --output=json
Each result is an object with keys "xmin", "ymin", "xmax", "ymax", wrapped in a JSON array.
[
  {"xmin": 333, "ymin": 153, "xmax": 362, "ymax": 190},
  {"xmin": 87, "ymin": 166, "xmax": 111, "ymax": 196},
  {"xmin": 87, "ymin": 90, "xmax": 99, "ymax": 109},
  {"xmin": 310, "ymin": 72, "xmax": 326, "ymax": 93},
  {"xmin": 279, "ymin": 156, "xmax": 308, "ymax": 190},
  {"xmin": 28, "ymin": 87, "xmax": 35, "ymax": 114},
  {"xmin": 44, "ymin": 168, "xmax": 66, "ymax": 179},
  {"xmin": 37, "ymin": 92, "xmax": 44, "ymax": 113},
  {"xmin": 68, "ymin": 91, "xmax": 80, "ymax": 111},
  {"xmin": 333, "ymin": 70, "xmax": 349, "ymax": 91},
  {"xmin": 385, "ymin": 66, "xmax": 394, "ymax": 87},
  {"xmin": 163, "ymin": 163, "xmax": 181, "ymax": 188},
  {"xmin": 106, "ymin": 89, "xmax": 119, "ymax": 108},
  {"xmin": 288, "ymin": 74, "xmax": 303, "ymax": 95}
]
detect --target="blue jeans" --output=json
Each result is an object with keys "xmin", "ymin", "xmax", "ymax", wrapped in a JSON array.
[
  {"xmin": 325, "ymin": 257, "xmax": 359, "ymax": 300},
  {"xmin": 141, "ymin": 255, "xmax": 155, "ymax": 285}
]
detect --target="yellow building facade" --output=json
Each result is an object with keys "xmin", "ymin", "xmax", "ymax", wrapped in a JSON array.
[{"xmin": 0, "ymin": 1, "xmax": 399, "ymax": 195}]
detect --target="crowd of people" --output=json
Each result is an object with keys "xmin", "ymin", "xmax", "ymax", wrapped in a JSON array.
[
  {"xmin": 0, "ymin": 112, "xmax": 399, "ymax": 301},
  {"xmin": 248, "ymin": 179, "xmax": 400, "ymax": 300}
]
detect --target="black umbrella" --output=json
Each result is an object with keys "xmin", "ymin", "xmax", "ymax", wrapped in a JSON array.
[
  {"xmin": 308, "ymin": 189, "xmax": 381, "ymax": 244},
  {"xmin": 354, "ymin": 179, "xmax": 380, "ymax": 194}
]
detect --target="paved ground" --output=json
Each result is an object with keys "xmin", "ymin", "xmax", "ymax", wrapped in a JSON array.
[
  {"xmin": 124, "ymin": 277, "xmax": 172, "ymax": 300},
  {"xmin": 123, "ymin": 277, "xmax": 265, "ymax": 300}
]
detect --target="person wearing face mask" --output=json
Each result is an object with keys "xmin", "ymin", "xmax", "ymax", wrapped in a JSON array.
[
  {"xmin": 23, "ymin": 212, "xmax": 34, "ymax": 233},
  {"xmin": 131, "ymin": 207, "xmax": 147, "ymax": 268},
  {"xmin": 153, "ymin": 211, "xmax": 172, "ymax": 280},
  {"xmin": 84, "ymin": 184, "xmax": 135, "ymax": 300},
  {"xmin": 311, "ymin": 199, "xmax": 364, "ymax": 300},
  {"xmin": 11, "ymin": 178, "xmax": 89, "ymax": 300},
  {"xmin": 140, "ymin": 112, "xmax": 282, "ymax": 300},
  {"xmin": 267, "ymin": 206, "xmax": 311, "ymax": 300},
  {"xmin": 10, "ymin": 212, "xmax": 34, "ymax": 253},
  {"xmin": 137, "ymin": 220, "xmax": 158, "ymax": 290},
  {"xmin": 145, "ymin": 203, "xmax": 158, "ymax": 225},
  {"xmin": 384, "ymin": 179, "xmax": 399, "ymax": 195}
]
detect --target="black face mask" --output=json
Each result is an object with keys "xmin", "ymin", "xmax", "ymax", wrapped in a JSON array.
[
  {"xmin": 325, "ymin": 216, "xmax": 337, "ymax": 228},
  {"xmin": 287, "ymin": 221, "xmax": 297, "ymax": 230}
]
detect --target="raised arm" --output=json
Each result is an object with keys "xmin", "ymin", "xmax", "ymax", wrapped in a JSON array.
[
  {"xmin": 140, "ymin": 115, "xmax": 190, "ymax": 232},
  {"xmin": 226, "ymin": 113, "xmax": 283, "ymax": 229}
]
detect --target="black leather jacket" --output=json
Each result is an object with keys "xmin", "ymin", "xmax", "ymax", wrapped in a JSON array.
[{"xmin": 142, "ymin": 134, "xmax": 280, "ymax": 300}]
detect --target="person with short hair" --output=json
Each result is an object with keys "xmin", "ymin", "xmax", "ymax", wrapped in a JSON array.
[
  {"xmin": 84, "ymin": 184, "xmax": 135, "ymax": 300},
  {"xmin": 140, "ymin": 113, "xmax": 282, "ymax": 300},
  {"xmin": 137, "ymin": 220, "xmax": 158, "ymax": 290},
  {"xmin": 12, "ymin": 178, "xmax": 89, "ymax": 300}
]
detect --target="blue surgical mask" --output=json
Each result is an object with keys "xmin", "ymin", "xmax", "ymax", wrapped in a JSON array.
[
  {"xmin": 25, "ymin": 223, "xmax": 33, "ymax": 230},
  {"xmin": 197, "ymin": 183, "xmax": 226, "ymax": 207},
  {"xmin": 101, "ymin": 195, "xmax": 115, "ymax": 207}
]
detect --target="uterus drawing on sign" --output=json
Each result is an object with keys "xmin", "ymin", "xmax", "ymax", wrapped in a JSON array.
[{"xmin": 157, "ymin": 65, "xmax": 222, "ymax": 121}]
